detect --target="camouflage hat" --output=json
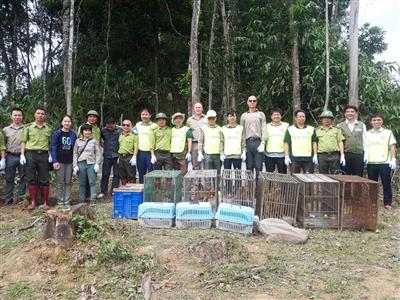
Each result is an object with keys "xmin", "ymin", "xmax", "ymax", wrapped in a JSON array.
[
  {"xmin": 320, "ymin": 110, "xmax": 334, "ymax": 118},
  {"xmin": 155, "ymin": 112, "xmax": 169, "ymax": 120},
  {"xmin": 86, "ymin": 110, "xmax": 99, "ymax": 117}
]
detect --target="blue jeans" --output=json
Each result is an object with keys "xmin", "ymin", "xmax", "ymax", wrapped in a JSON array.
[
  {"xmin": 4, "ymin": 154, "xmax": 26, "ymax": 203},
  {"xmin": 223, "ymin": 158, "xmax": 242, "ymax": 170},
  {"xmin": 137, "ymin": 151, "xmax": 153, "ymax": 183},
  {"xmin": 100, "ymin": 157, "xmax": 119, "ymax": 195}
]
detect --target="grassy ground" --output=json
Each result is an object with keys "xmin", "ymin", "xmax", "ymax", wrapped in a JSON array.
[{"xmin": 0, "ymin": 174, "xmax": 399, "ymax": 299}]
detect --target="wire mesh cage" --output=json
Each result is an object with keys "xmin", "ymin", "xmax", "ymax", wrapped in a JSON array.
[
  {"xmin": 256, "ymin": 172, "xmax": 300, "ymax": 225},
  {"xmin": 183, "ymin": 170, "xmax": 218, "ymax": 211},
  {"xmin": 329, "ymin": 175, "xmax": 379, "ymax": 231},
  {"xmin": 220, "ymin": 169, "xmax": 256, "ymax": 208},
  {"xmin": 294, "ymin": 174, "xmax": 340, "ymax": 229},
  {"xmin": 144, "ymin": 170, "xmax": 182, "ymax": 203}
]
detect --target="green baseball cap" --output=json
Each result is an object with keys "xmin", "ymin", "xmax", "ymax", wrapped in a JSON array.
[
  {"xmin": 155, "ymin": 112, "xmax": 168, "ymax": 120},
  {"xmin": 86, "ymin": 110, "xmax": 99, "ymax": 117},
  {"xmin": 320, "ymin": 110, "xmax": 334, "ymax": 118}
]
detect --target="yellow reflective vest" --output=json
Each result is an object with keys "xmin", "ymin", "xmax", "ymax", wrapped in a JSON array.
[
  {"xmin": 135, "ymin": 122, "xmax": 156, "ymax": 151},
  {"xmin": 288, "ymin": 125, "xmax": 314, "ymax": 157},
  {"xmin": 171, "ymin": 126, "xmax": 190, "ymax": 153},
  {"xmin": 265, "ymin": 122, "xmax": 289, "ymax": 153},
  {"xmin": 221, "ymin": 125, "xmax": 243, "ymax": 156},
  {"xmin": 367, "ymin": 128, "xmax": 393, "ymax": 163},
  {"xmin": 201, "ymin": 125, "xmax": 221, "ymax": 155}
]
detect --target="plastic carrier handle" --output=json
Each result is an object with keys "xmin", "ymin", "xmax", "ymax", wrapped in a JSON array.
[{"xmin": 189, "ymin": 201, "xmax": 200, "ymax": 205}]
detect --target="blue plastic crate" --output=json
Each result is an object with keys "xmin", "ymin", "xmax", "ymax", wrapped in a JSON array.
[
  {"xmin": 138, "ymin": 202, "xmax": 175, "ymax": 219},
  {"xmin": 215, "ymin": 203, "xmax": 254, "ymax": 225},
  {"xmin": 176, "ymin": 202, "xmax": 213, "ymax": 220},
  {"xmin": 113, "ymin": 189, "xmax": 143, "ymax": 219}
]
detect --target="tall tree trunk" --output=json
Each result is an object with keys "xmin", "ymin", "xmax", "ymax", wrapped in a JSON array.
[
  {"xmin": 189, "ymin": 0, "xmax": 201, "ymax": 109},
  {"xmin": 348, "ymin": 0, "xmax": 359, "ymax": 107},
  {"xmin": 101, "ymin": 0, "xmax": 111, "ymax": 126},
  {"xmin": 0, "ymin": 33, "xmax": 12, "ymax": 98},
  {"xmin": 25, "ymin": 0, "xmax": 31, "ymax": 91},
  {"xmin": 289, "ymin": 0, "xmax": 301, "ymax": 119},
  {"xmin": 63, "ymin": 0, "xmax": 74, "ymax": 115},
  {"xmin": 323, "ymin": 0, "xmax": 330, "ymax": 111},
  {"xmin": 154, "ymin": 31, "xmax": 160, "ymax": 113},
  {"xmin": 38, "ymin": 2, "xmax": 48, "ymax": 107},
  {"xmin": 10, "ymin": 3, "xmax": 18, "ymax": 99},
  {"xmin": 207, "ymin": 0, "xmax": 217, "ymax": 110},
  {"xmin": 331, "ymin": 0, "xmax": 338, "ymax": 24},
  {"xmin": 220, "ymin": 0, "xmax": 236, "ymax": 110}
]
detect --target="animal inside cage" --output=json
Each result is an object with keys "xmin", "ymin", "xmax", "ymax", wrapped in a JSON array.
[
  {"xmin": 256, "ymin": 172, "xmax": 300, "ymax": 225},
  {"xmin": 329, "ymin": 175, "xmax": 378, "ymax": 231},
  {"xmin": 183, "ymin": 170, "xmax": 218, "ymax": 211},
  {"xmin": 144, "ymin": 170, "xmax": 182, "ymax": 203},
  {"xmin": 220, "ymin": 169, "xmax": 256, "ymax": 208},
  {"xmin": 294, "ymin": 174, "xmax": 340, "ymax": 229}
]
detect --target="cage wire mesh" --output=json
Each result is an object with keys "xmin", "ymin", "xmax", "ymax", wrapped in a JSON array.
[
  {"xmin": 329, "ymin": 175, "xmax": 379, "ymax": 231},
  {"xmin": 144, "ymin": 170, "xmax": 182, "ymax": 203},
  {"xmin": 256, "ymin": 172, "xmax": 300, "ymax": 225},
  {"xmin": 220, "ymin": 169, "xmax": 256, "ymax": 208},
  {"xmin": 183, "ymin": 170, "xmax": 218, "ymax": 211},
  {"xmin": 294, "ymin": 174, "xmax": 340, "ymax": 229}
]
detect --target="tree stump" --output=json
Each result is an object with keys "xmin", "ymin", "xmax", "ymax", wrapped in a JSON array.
[{"xmin": 42, "ymin": 203, "xmax": 96, "ymax": 248}]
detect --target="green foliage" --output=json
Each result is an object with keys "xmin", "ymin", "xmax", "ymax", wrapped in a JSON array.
[
  {"xmin": 4, "ymin": 282, "xmax": 37, "ymax": 299},
  {"xmin": 98, "ymin": 238, "xmax": 132, "ymax": 264},
  {"xmin": 72, "ymin": 214, "xmax": 100, "ymax": 242}
]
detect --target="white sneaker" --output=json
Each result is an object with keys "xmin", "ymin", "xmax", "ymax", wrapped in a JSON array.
[{"xmin": 97, "ymin": 193, "xmax": 105, "ymax": 199}]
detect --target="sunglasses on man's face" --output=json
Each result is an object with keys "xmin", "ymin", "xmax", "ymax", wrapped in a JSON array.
[
  {"xmin": 248, "ymin": 100, "xmax": 257, "ymax": 103},
  {"xmin": 122, "ymin": 124, "xmax": 131, "ymax": 127}
]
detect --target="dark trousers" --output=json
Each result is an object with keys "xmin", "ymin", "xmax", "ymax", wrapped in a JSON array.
[
  {"xmin": 4, "ymin": 154, "xmax": 26, "ymax": 203},
  {"xmin": 137, "ymin": 151, "xmax": 153, "ymax": 183},
  {"xmin": 343, "ymin": 152, "xmax": 364, "ymax": 176},
  {"xmin": 223, "ymin": 158, "xmax": 242, "ymax": 170},
  {"xmin": 318, "ymin": 152, "xmax": 340, "ymax": 174},
  {"xmin": 265, "ymin": 156, "xmax": 287, "ymax": 174},
  {"xmin": 204, "ymin": 154, "xmax": 221, "ymax": 175},
  {"xmin": 118, "ymin": 155, "xmax": 136, "ymax": 181},
  {"xmin": 25, "ymin": 151, "xmax": 50, "ymax": 185},
  {"xmin": 100, "ymin": 157, "xmax": 119, "ymax": 195},
  {"xmin": 367, "ymin": 164, "xmax": 392, "ymax": 205},
  {"xmin": 155, "ymin": 151, "xmax": 173, "ymax": 170},
  {"xmin": 246, "ymin": 138, "xmax": 263, "ymax": 178},
  {"xmin": 172, "ymin": 157, "xmax": 188, "ymax": 176},
  {"xmin": 292, "ymin": 161, "xmax": 314, "ymax": 174}
]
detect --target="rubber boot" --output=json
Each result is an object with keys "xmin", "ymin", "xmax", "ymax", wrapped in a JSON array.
[
  {"xmin": 27, "ymin": 185, "xmax": 37, "ymax": 210},
  {"xmin": 41, "ymin": 185, "xmax": 50, "ymax": 210},
  {"xmin": 121, "ymin": 179, "xmax": 127, "ymax": 186}
]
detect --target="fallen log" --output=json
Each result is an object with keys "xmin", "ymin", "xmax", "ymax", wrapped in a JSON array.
[{"xmin": 203, "ymin": 266, "xmax": 268, "ymax": 287}]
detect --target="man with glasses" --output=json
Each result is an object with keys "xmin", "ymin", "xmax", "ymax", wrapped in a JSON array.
[
  {"xmin": 118, "ymin": 120, "xmax": 137, "ymax": 185},
  {"xmin": 240, "ymin": 95, "xmax": 266, "ymax": 179}
]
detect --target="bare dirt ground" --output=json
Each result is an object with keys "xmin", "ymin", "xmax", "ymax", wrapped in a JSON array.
[{"xmin": 0, "ymin": 180, "xmax": 399, "ymax": 299}]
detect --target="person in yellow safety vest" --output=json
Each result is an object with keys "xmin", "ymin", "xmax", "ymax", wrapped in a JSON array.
[
  {"xmin": 284, "ymin": 109, "xmax": 318, "ymax": 173},
  {"xmin": 170, "ymin": 112, "xmax": 193, "ymax": 175},
  {"xmin": 132, "ymin": 108, "xmax": 157, "ymax": 183},
  {"xmin": 366, "ymin": 113, "xmax": 397, "ymax": 211},
  {"xmin": 264, "ymin": 108, "xmax": 289, "ymax": 174},
  {"xmin": 220, "ymin": 110, "xmax": 246, "ymax": 170},
  {"xmin": 198, "ymin": 110, "xmax": 222, "ymax": 174}
]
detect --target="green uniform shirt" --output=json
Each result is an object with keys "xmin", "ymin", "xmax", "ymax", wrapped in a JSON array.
[
  {"xmin": 20, "ymin": 122, "xmax": 52, "ymax": 150},
  {"xmin": 154, "ymin": 126, "xmax": 172, "ymax": 151},
  {"xmin": 78, "ymin": 122, "xmax": 101, "ymax": 143},
  {"xmin": 118, "ymin": 132, "xmax": 137, "ymax": 155},
  {"xmin": 316, "ymin": 126, "xmax": 344, "ymax": 153},
  {"xmin": 0, "ymin": 131, "xmax": 5, "ymax": 151}
]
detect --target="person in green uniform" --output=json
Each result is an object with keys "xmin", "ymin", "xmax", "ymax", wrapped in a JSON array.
[
  {"xmin": 170, "ymin": 113, "xmax": 192, "ymax": 175},
  {"xmin": 284, "ymin": 109, "xmax": 318, "ymax": 174},
  {"xmin": 316, "ymin": 111, "xmax": 345, "ymax": 174},
  {"xmin": 0, "ymin": 131, "xmax": 5, "ymax": 171},
  {"xmin": 154, "ymin": 113, "xmax": 173, "ymax": 170},
  {"xmin": 20, "ymin": 108, "xmax": 53, "ymax": 210},
  {"xmin": 133, "ymin": 108, "xmax": 158, "ymax": 183},
  {"xmin": 198, "ymin": 110, "xmax": 222, "ymax": 174},
  {"xmin": 78, "ymin": 110, "xmax": 101, "ymax": 143},
  {"xmin": 118, "ymin": 120, "xmax": 137, "ymax": 185}
]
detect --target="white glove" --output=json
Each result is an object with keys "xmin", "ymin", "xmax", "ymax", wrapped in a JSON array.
[
  {"xmin": 284, "ymin": 155, "xmax": 291, "ymax": 166},
  {"xmin": 151, "ymin": 154, "xmax": 157, "ymax": 164},
  {"xmin": 364, "ymin": 153, "xmax": 368, "ymax": 165},
  {"xmin": 0, "ymin": 158, "xmax": 5, "ymax": 170},
  {"xmin": 20, "ymin": 154, "xmax": 26, "ymax": 165},
  {"xmin": 389, "ymin": 158, "xmax": 397, "ymax": 171},
  {"xmin": 340, "ymin": 154, "xmax": 346, "ymax": 167},
  {"xmin": 241, "ymin": 151, "xmax": 246, "ymax": 161},
  {"xmin": 48, "ymin": 154, "xmax": 52, "ymax": 163},
  {"xmin": 312, "ymin": 154, "xmax": 318, "ymax": 166},
  {"xmin": 220, "ymin": 154, "xmax": 225, "ymax": 162},
  {"xmin": 94, "ymin": 164, "xmax": 99, "ymax": 173},
  {"xmin": 197, "ymin": 152, "xmax": 204, "ymax": 162},
  {"xmin": 129, "ymin": 155, "xmax": 137, "ymax": 166},
  {"xmin": 73, "ymin": 166, "xmax": 79, "ymax": 174},
  {"xmin": 185, "ymin": 153, "xmax": 192, "ymax": 162},
  {"xmin": 257, "ymin": 142, "xmax": 265, "ymax": 153}
]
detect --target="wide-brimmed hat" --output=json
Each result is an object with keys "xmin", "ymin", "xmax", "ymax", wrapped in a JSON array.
[
  {"xmin": 171, "ymin": 112, "xmax": 185, "ymax": 125},
  {"xmin": 320, "ymin": 110, "xmax": 334, "ymax": 118},
  {"xmin": 155, "ymin": 112, "xmax": 169, "ymax": 120},
  {"xmin": 86, "ymin": 110, "xmax": 99, "ymax": 117}
]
